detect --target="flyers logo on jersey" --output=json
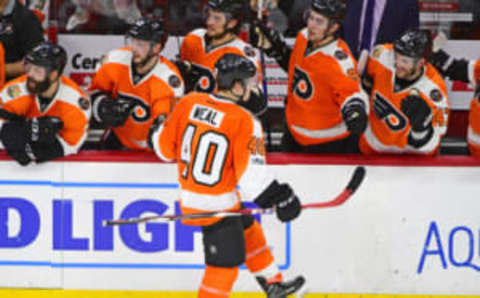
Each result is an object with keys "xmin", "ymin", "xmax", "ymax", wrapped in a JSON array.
[
  {"xmin": 192, "ymin": 63, "xmax": 216, "ymax": 93},
  {"xmin": 373, "ymin": 92, "xmax": 407, "ymax": 131},
  {"xmin": 189, "ymin": 104, "xmax": 225, "ymax": 128},
  {"xmin": 292, "ymin": 67, "xmax": 313, "ymax": 100},
  {"xmin": 118, "ymin": 93, "xmax": 150, "ymax": 123}
]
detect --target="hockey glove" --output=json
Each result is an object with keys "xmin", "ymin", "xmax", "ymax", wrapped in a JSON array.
[
  {"xmin": 274, "ymin": 183, "xmax": 301, "ymax": 222},
  {"xmin": 249, "ymin": 19, "xmax": 291, "ymax": 71},
  {"xmin": 400, "ymin": 95, "xmax": 432, "ymax": 132},
  {"xmin": 0, "ymin": 120, "xmax": 31, "ymax": 166},
  {"xmin": 173, "ymin": 60, "xmax": 206, "ymax": 92},
  {"xmin": 342, "ymin": 99, "xmax": 368, "ymax": 135},
  {"xmin": 254, "ymin": 180, "xmax": 301, "ymax": 222},
  {"xmin": 27, "ymin": 116, "xmax": 63, "ymax": 143},
  {"xmin": 429, "ymin": 49, "xmax": 451, "ymax": 76},
  {"xmin": 97, "ymin": 96, "xmax": 135, "ymax": 127},
  {"xmin": 238, "ymin": 87, "xmax": 268, "ymax": 116}
]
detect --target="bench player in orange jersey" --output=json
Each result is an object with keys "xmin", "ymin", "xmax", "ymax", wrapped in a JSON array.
[
  {"xmin": 359, "ymin": 29, "xmax": 449, "ymax": 155},
  {"xmin": 88, "ymin": 17, "xmax": 184, "ymax": 150},
  {"xmin": 177, "ymin": 0, "xmax": 267, "ymax": 116},
  {"xmin": 429, "ymin": 41, "xmax": 480, "ymax": 156},
  {"xmin": 0, "ymin": 42, "xmax": 90, "ymax": 165},
  {"xmin": 249, "ymin": 0, "xmax": 369, "ymax": 153},
  {"xmin": 149, "ymin": 54, "xmax": 305, "ymax": 298}
]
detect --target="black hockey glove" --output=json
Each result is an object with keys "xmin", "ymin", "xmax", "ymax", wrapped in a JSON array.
[
  {"xmin": 341, "ymin": 99, "xmax": 368, "ymax": 135},
  {"xmin": 249, "ymin": 19, "xmax": 291, "ymax": 71},
  {"xmin": 147, "ymin": 114, "xmax": 166, "ymax": 150},
  {"xmin": 274, "ymin": 183, "xmax": 301, "ymax": 223},
  {"xmin": 173, "ymin": 60, "xmax": 204, "ymax": 92},
  {"xmin": 254, "ymin": 180, "xmax": 301, "ymax": 222},
  {"xmin": 429, "ymin": 49, "xmax": 450, "ymax": 76},
  {"xmin": 97, "ymin": 96, "xmax": 135, "ymax": 127},
  {"xmin": 239, "ymin": 87, "xmax": 268, "ymax": 116},
  {"xmin": 27, "ymin": 116, "xmax": 63, "ymax": 143},
  {"xmin": 0, "ymin": 120, "xmax": 31, "ymax": 166},
  {"xmin": 400, "ymin": 95, "xmax": 432, "ymax": 132},
  {"xmin": 429, "ymin": 49, "xmax": 470, "ymax": 82}
]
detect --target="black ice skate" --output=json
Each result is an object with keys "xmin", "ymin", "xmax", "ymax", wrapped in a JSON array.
[{"xmin": 256, "ymin": 275, "xmax": 305, "ymax": 298}]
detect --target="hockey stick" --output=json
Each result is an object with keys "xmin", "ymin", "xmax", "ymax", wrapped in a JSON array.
[
  {"xmin": 357, "ymin": 49, "xmax": 369, "ymax": 76},
  {"xmin": 104, "ymin": 166, "xmax": 366, "ymax": 226}
]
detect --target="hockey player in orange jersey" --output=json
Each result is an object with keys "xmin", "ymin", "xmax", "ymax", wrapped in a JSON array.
[
  {"xmin": 359, "ymin": 29, "xmax": 449, "ymax": 155},
  {"xmin": 429, "ymin": 38, "xmax": 480, "ymax": 156},
  {"xmin": 250, "ymin": 0, "xmax": 369, "ymax": 153},
  {"xmin": 0, "ymin": 42, "xmax": 91, "ymax": 165},
  {"xmin": 88, "ymin": 17, "xmax": 184, "ymax": 150},
  {"xmin": 177, "ymin": 0, "xmax": 267, "ymax": 116},
  {"xmin": 149, "ymin": 54, "xmax": 305, "ymax": 298}
]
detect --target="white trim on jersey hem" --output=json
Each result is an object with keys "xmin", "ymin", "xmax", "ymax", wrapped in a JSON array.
[
  {"xmin": 58, "ymin": 131, "xmax": 88, "ymax": 156},
  {"xmin": 363, "ymin": 125, "xmax": 440, "ymax": 154},
  {"xmin": 468, "ymin": 126, "xmax": 480, "ymax": 145},
  {"xmin": 291, "ymin": 122, "xmax": 348, "ymax": 139},
  {"xmin": 152, "ymin": 124, "xmax": 173, "ymax": 162},
  {"xmin": 180, "ymin": 189, "xmax": 239, "ymax": 212}
]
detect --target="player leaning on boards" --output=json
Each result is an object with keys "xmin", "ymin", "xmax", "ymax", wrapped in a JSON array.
[
  {"xmin": 148, "ymin": 53, "xmax": 304, "ymax": 298},
  {"xmin": 359, "ymin": 29, "xmax": 449, "ymax": 155},
  {"xmin": 88, "ymin": 17, "xmax": 184, "ymax": 151},
  {"xmin": 429, "ymin": 33, "xmax": 480, "ymax": 156},
  {"xmin": 250, "ymin": 0, "xmax": 369, "ymax": 153},
  {"xmin": 0, "ymin": 42, "xmax": 91, "ymax": 166},
  {"xmin": 176, "ymin": 0, "xmax": 267, "ymax": 116}
]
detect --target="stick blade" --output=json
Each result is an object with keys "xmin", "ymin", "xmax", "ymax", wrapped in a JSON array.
[{"xmin": 345, "ymin": 166, "xmax": 366, "ymax": 194}]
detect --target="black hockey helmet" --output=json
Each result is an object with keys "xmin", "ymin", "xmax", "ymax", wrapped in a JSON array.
[
  {"xmin": 24, "ymin": 42, "xmax": 67, "ymax": 75},
  {"xmin": 127, "ymin": 17, "xmax": 168, "ymax": 46},
  {"xmin": 394, "ymin": 29, "xmax": 432, "ymax": 59},
  {"xmin": 310, "ymin": 0, "xmax": 347, "ymax": 24},
  {"xmin": 215, "ymin": 53, "xmax": 256, "ymax": 90}
]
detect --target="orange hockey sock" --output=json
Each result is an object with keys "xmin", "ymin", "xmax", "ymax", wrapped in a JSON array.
[{"xmin": 243, "ymin": 220, "xmax": 275, "ymax": 274}]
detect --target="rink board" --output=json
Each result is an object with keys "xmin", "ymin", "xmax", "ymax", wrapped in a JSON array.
[{"xmin": 1, "ymin": 153, "xmax": 480, "ymax": 295}]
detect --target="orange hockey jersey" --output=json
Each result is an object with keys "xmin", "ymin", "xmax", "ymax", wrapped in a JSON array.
[
  {"xmin": 89, "ymin": 46, "xmax": 184, "ymax": 150},
  {"xmin": 180, "ymin": 28, "xmax": 263, "ymax": 93},
  {"xmin": 465, "ymin": 59, "xmax": 480, "ymax": 156},
  {"xmin": 0, "ymin": 75, "xmax": 91, "ymax": 156},
  {"xmin": 285, "ymin": 29, "xmax": 369, "ymax": 146},
  {"xmin": 359, "ymin": 44, "xmax": 449, "ymax": 155},
  {"xmin": 151, "ymin": 92, "xmax": 274, "ymax": 226}
]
